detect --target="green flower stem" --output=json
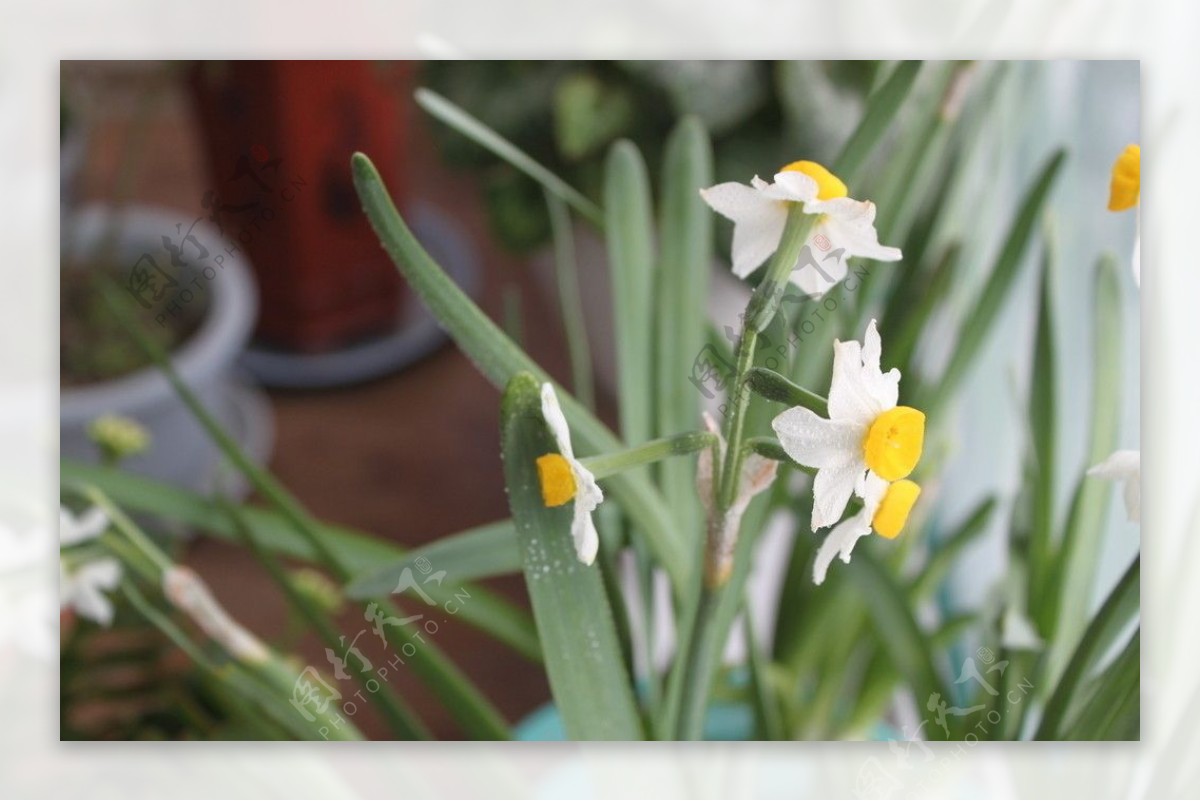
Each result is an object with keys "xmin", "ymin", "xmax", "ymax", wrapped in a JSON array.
[
  {"xmin": 745, "ymin": 367, "xmax": 829, "ymax": 417},
  {"xmin": 718, "ymin": 208, "xmax": 816, "ymax": 513},
  {"xmin": 580, "ymin": 431, "xmax": 717, "ymax": 479},
  {"xmin": 670, "ymin": 209, "xmax": 815, "ymax": 739}
]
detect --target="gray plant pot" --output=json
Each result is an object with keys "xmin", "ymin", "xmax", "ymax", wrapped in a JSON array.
[{"xmin": 61, "ymin": 205, "xmax": 272, "ymax": 497}]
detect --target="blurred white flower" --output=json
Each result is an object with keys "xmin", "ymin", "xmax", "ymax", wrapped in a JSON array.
[
  {"xmin": 812, "ymin": 472, "xmax": 921, "ymax": 585},
  {"xmin": 59, "ymin": 557, "xmax": 122, "ymax": 627},
  {"xmin": 696, "ymin": 412, "xmax": 778, "ymax": 585},
  {"xmin": 772, "ymin": 320, "xmax": 925, "ymax": 530},
  {"xmin": 700, "ymin": 159, "xmax": 901, "ymax": 297},
  {"xmin": 58, "ymin": 504, "xmax": 121, "ymax": 626},
  {"xmin": 1088, "ymin": 449, "xmax": 1140, "ymax": 523},
  {"xmin": 536, "ymin": 383, "xmax": 604, "ymax": 565},
  {"xmin": 59, "ymin": 504, "xmax": 109, "ymax": 547}
]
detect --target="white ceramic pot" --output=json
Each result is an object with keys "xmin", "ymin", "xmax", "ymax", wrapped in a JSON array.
[{"xmin": 61, "ymin": 205, "xmax": 272, "ymax": 495}]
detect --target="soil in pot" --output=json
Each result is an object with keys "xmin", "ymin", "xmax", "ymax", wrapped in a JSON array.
[{"xmin": 60, "ymin": 262, "xmax": 210, "ymax": 388}]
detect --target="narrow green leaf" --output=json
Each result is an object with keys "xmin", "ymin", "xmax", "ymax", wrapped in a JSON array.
[
  {"xmin": 62, "ymin": 459, "xmax": 539, "ymax": 661},
  {"xmin": 925, "ymin": 149, "xmax": 1066, "ymax": 417},
  {"xmin": 544, "ymin": 190, "xmax": 595, "ymax": 409},
  {"xmin": 604, "ymin": 139, "xmax": 657, "ymax": 444},
  {"xmin": 1028, "ymin": 240, "xmax": 1059, "ymax": 635},
  {"xmin": 1060, "ymin": 629, "xmax": 1140, "ymax": 741},
  {"xmin": 1036, "ymin": 556, "xmax": 1139, "ymax": 740},
  {"xmin": 831, "ymin": 61, "xmax": 923, "ymax": 186},
  {"xmin": 744, "ymin": 606, "xmax": 785, "ymax": 741},
  {"xmin": 909, "ymin": 497, "xmax": 997, "ymax": 600},
  {"xmin": 415, "ymin": 88, "xmax": 604, "ymax": 226},
  {"xmin": 1052, "ymin": 254, "xmax": 1123, "ymax": 654},
  {"xmin": 580, "ymin": 431, "xmax": 716, "ymax": 479},
  {"xmin": 848, "ymin": 549, "xmax": 951, "ymax": 740},
  {"xmin": 655, "ymin": 117, "xmax": 713, "ymax": 547},
  {"xmin": 343, "ymin": 519, "xmax": 518, "ymax": 596},
  {"xmin": 352, "ymin": 152, "xmax": 689, "ymax": 592},
  {"xmin": 500, "ymin": 372, "xmax": 644, "ymax": 740}
]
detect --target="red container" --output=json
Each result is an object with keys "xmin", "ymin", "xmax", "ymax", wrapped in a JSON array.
[{"xmin": 189, "ymin": 61, "xmax": 410, "ymax": 351}]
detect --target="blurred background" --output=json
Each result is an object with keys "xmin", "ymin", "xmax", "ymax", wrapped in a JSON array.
[{"xmin": 56, "ymin": 60, "xmax": 1139, "ymax": 741}]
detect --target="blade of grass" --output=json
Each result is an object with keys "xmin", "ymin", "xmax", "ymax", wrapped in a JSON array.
[
  {"xmin": 353, "ymin": 152, "xmax": 688, "ymax": 591},
  {"xmin": 415, "ymin": 88, "xmax": 603, "ymax": 226},
  {"xmin": 1059, "ymin": 629, "xmax": 1140, "ymax": 741},
  {"xmin": 544, "ymin": 190, "xmax": 594, "ymax": 409},
  {"xmin": 500, "ymin": 372, "xmax": 644, "ymax": 740},
  {"xmin": 1028, "ymin": 238, "xmax": 1059, "ymax": 636},
  {"xmin": 831, "ymin": 60, "xmax": 923, "ymax": 186},
  {"xmin": 343, "ymin": 520, "xmax": 520, "ymax": 597},
  {"xmin": 1035, "ymin": 556, "xmax": 1139, "ymax": 740},
  {"xmin": 604, "ymin": 139, "xmax": 657, "ymax": 445},
  {"xmin": 655, "ymin": 116, "xmax": 713, "ymax": 549},
  {"xmin": 1049, "ymin": 255, "xmax": 1123, "ymax": 663}
]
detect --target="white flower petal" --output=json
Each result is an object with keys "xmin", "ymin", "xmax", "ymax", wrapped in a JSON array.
[
  {"xmin": 63, "ymin": 557, "xmax": 122, "ymax": 626},
  {"xmin": 1088, "ymin": 449, "xmax": 1140, "ymax": 523},
  {"xmin": 789, "ymin": 244, "xmax": 848, "ymax": 298},
  {"xmin": 59, "ymin": 505, "xmax": 110, "ymax": 546},
  {"xmin": 812, "ymin": 198, "xmax": 902, "ymax": 262},
  {"xmin": 540, "ymin": 382, "xmax": 574, "ymax": 459},
  {"xmin": 813, "ymin": 511, "xmax": 872, "ymax": 585},
  {"xmin": 772, "ymin": 406, "xmax": 863, "ymax": 468},
  {"xmin": 811, "ymin": 460, "xmax": 863, "ymax": 531},
  {"xmin": 768, "ymin": 171, "xmax": 820, "ymax": 204},
  {"xmin": 700, "ymin": 182, "xmax": 788, "ymax": 278},
  {"xmin": 571, "ymin": 502, "xmax": 600, "ymax": 565},
  {"xmin": 827, "ymin": 322, "xmax": 899, "ymax": 425}
]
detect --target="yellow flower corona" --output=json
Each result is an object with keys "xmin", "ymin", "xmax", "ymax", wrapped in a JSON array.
[
  {"xmin": 1107, "ymin": 144, "xmax": 1140, "ymax": 212},
  {"xmin": 862, "ymin": 406, "xmax": 926, "ymax": 482},
  {"xmin": 871, "ymin": 479, "xmax": 921, "ymax": 539},
  {"xmin": 536, "ymin": 453, "xmax": 577, "ymax": 507},
  {"xmin": 780, "ymin": 159, "xmax": 848, "ymax": 201}
]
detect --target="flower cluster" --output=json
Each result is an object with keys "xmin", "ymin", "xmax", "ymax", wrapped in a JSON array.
[{"xmin": 772, "ymin": 320, "xmax": 925, "ymax": 583}]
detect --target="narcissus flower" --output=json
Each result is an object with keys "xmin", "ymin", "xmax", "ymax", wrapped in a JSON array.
[
  {"xmin": 59, "ymin": 504, "xmax": 109, "ymax": 546},
  {"xmin": 696, "ymin": 412, "xmax": 778, "ymax": 585},
  {"xmin": 700, "ymin": 160, "xmax": 901, "ymax": 297},
  {"xmin": 813, "ymin": 472, "xmax": 921, "ymax": 584},
  {"xmin": 59, "ymin": 504, "xmax": 122, "ymax": 626},
  {"xmin": 772, "ymin": 320, "xmax": 925, "ymax": 531},
  {"xmin": 536, "ymin": 383, "xmax": 604, "ymax": 565},
  {"xmin": 1088, "ymin": 449, "xmax": 1140, "ymax": 523},
  {"xmin": 1107, "ymin": 143, "xmax": 1140, "ymax": 285}
]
